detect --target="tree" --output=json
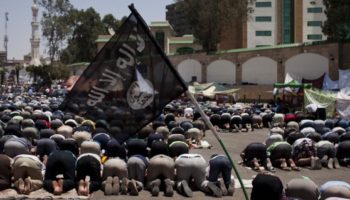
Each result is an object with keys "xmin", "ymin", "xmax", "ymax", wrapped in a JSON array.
[
  {"xmin": 102, "ymin": 14, "xmax": 121, "ymax": 34},
  {"xmin": 40, "ymin": 0, "xmax": 73, "ymax": 63},
  {"xmin": 50, "ymin": 63, "xmax": 70, "ymax": 81},
  {"xmin": 15, "ymin": 64, "xmax": 23, "ymax": 85},
  {"xmin": 60, "ymin": 7, "xmax": 105, "ymax": 63},
  {"xmin": 0, "ymin": 60, "xmax": 5, "ymax": 85},
  {"xmin": 0, "ymin": 68, "xmax": 5, "ymax": 85},
  {"xmin": 177, "ymin": 0, "xmax": 254, "ymax": 52},
  {"xmin": 26, "ymin": 64, "xmax": 69, "ymax": 87},
  {"xmin": 323, "ymin": 0, "xmax": 350, "ymax": 42},
  {"xmin": 26, "ymin": 65, "xmax": 40, "ymax": 83},
  {"xmin": 322, "ymin": 0, "xmax": 350, "ymax": 68}
]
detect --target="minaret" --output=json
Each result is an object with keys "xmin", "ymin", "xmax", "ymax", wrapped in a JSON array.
[{"xmin": 30, "ymin": 0, "xmax": 41, "ymax": 66}]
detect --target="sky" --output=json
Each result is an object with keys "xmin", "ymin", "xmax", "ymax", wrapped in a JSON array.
[{"xmin": 0, "ymin": 0, "xmax": 175, "ymax": 60}]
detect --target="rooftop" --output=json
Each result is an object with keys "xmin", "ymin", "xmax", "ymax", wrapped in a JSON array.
[
  {"xmin": 169, "ymin": 35, "xmax": 195, "ymax": 44},
  {"xmin": 95, "ymin": 35, "xmax": 112, "ymax": 43},
  {"xmin": 67, "ymin": 62, "xmax": 90, "ymax": 67},
  {"xmin": 214, "ymin": 41, "xmax": 330, "ymax": 55},
  {"xmin": 149, "ymin": 21, "xmax": 172, "ymax": 27}
]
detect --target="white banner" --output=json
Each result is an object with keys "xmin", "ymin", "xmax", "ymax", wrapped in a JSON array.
[
  {"xmin": 339, "ymin": 69, "xmax": 350, "ymax": 89},
  {"xmin": 322, "ymin": 73, "xmax": 339, "ymax": 91}
]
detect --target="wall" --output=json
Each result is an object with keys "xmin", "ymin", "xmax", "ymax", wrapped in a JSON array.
[
  {"xmin": 242, "ymin": 56, "xmax": 277, "ymax": 84},
  {"xmin": 343, "ymin": 44, "xmax": 350, "ymax": 69},
  {"xmin": 177, "ymin": 59, "xmax": 202, "ymax": 82},
  {"xmin": 170, "ymin": 43, "xmax": 349, "ymax": 93},
  {"xmin": 206, "ymin": 60, "xmax": 236, "ymax": 84},
  {"xmin": 150, "ymin": 26, "xmax": 173, "ymax": 54},
  {"xmin": 285, "ymin": 53, "xmax": 328, "ymax": 79},
  {"xmin": 219, "ymin": 18, "xmax": 245, "ymax": 50},
  {"xmin": 294, "ymin": 0, "xmax": 303, "ymax": 43},
  {"xmin": 236, "ymin": 85, "xmax": 274, "ymax": 101}
]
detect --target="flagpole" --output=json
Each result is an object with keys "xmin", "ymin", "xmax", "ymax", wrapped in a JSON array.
[
  {"xmin": 128, "ymin": 4, "xmax": 249, "ymax": 200},
  {"xmin": 186, "ymin": 91, "xmax": 250, "ymax": 200}
]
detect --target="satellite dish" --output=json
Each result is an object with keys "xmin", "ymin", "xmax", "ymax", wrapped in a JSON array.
[{"xmin": 108, "ymin": 27, "xmax": 115, "ymax": 36}]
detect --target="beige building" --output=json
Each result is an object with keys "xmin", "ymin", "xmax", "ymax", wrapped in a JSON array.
[
  {"xmin": 166, "ymin": 0, "xmax": 328, "ymax": 50},
  {"xmin": 96, "ymin": 21, "xmax": 202, "ymax": 56}
]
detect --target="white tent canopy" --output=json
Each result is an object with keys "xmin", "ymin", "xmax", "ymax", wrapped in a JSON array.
[{"xmin": 336, "ymin": 87, "xmax": 350, "ymax": 119}]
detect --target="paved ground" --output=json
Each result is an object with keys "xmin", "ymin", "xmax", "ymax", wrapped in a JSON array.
[
  {"xmin": 3, "ymin": 128, "xmax": 350, "ymax": 199},
  {"xmin": 91, "ymin": 128, "xmax": 350, "ymax": 200}
]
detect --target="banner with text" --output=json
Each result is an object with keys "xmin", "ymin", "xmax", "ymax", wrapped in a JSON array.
[{"xmin": 61, "ymin": 12, "xmax": 187, "ymax": 142}]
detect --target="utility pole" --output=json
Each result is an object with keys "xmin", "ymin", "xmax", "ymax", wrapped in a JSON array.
[{"xmin": 4, "ymin": 12, "xmax": 8, "ymax": 59}]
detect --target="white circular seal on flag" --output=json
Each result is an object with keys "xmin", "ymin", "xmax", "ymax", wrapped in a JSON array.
[{"xmin": 127, "ymin": 80, "xmax": 154, "ymax": 110}]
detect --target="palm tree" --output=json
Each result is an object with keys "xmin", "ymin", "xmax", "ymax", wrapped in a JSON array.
[{"xmin": 0, "ymin": 60, "xmax": 7, "ymax": 85}]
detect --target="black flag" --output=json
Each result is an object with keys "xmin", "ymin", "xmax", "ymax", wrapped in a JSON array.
[{"xmin": 61, "ymin": 5, "xmax": 187, "ymax": 142}]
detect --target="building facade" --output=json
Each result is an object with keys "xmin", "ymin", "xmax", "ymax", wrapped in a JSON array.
[
  {"xmin": 247, "ymin": 0, "xmax": 278, "ymax": 47},
  {"xmin": 301, "ymin": 0, "xmax": 327, "ymax": 43},
  {"xmin": 96, "ymin": 21, "xmax": 202, "ymax": 56},
  {"xmin": 247, "ymin": 0, "xmax": 327, "ymax": 48},
  {"xmin": 165, "ymin": 1, "xmax": 192, "ymax": 36},
  {"xmin": 166, "ymin": 0, "xmax": 328, "ymax": 50}
]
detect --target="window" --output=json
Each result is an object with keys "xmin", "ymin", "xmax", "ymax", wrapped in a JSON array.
[
  {"xmin": 155, "ymin": 31, "xmax": 165, "ymax": 50},
  {"xmin": 307, "ymin": 34, "xmax": 322, "ymax": 40},
  {"xmin": 256, "ymin": 16, "xmax": 272, "ymax": 22},
  {"xmin": 256, "ymin": 2, "xmax": 272, "ymax": 7},
  {"xmin": 307, "ymin": 7, "xmax": 323, "ymax": 13},
  {"xmin": 256, "ymin": 31, "xmax": 272, "ymax": 36},
  {"xmin": 307, "ymin": 21, "xmax": 322, "ymax": 26},
  {"xmin": 283, "ymin": 0, "xmax": 294, "ymax": 44}
]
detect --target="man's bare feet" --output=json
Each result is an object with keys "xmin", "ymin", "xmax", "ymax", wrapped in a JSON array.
[
  {"xmin": 78, "ymin": 180, "xmax": 85, "ymax": 196},
  {"xmin": 24, "ymin": 177, "xmax": 32, "ymax": 195},
  {"xmin": 43, "ymin": 155, "xmax": 48, "ymax": 166},
  {"xmin": 84, "ymin": 176, "xmax": 90, "ymax": 196},
  {"xmin": 53, "ymin": 180, "xmax": 62, "ymax": 195},
  {"xmin": 18, "ymin": 178, "xmax": 25, "ymax": 194},
  {"xmin": 57, "ymin": 179, "xmax": 64, "ymax": 194},
  {"xmin": 280, "ymin": 159, "xmax": 291, "ymax": 171},
  {"xmin": 253, "ymin": 158, "xmax": 261, "ymax": 171}
]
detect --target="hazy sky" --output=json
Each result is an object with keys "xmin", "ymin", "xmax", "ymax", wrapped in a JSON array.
[{"xmin": 0, "ymin": 0, "xmax": 175, "ymax": 60}]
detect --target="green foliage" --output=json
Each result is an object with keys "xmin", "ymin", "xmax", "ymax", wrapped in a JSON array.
[
  {"xmin": 61, "ymin": 7, "xmax": 104, "ymax": 64},
  {"xmin": 60, "ymin": 9, "xmax": 122, "ymax": 64},
  {"xmin": 0, "ymin": 60, "xmax": 5, "ymax": 85},
  {"xmin": 177, "ymin": 0, "xmax": 254, "ymax": 52},
  {"xmin": 26, "ymin": 64, "xmax": 70, "ymax": 86},
  {"xmin": 39, "ymin": 0, "xmax": 73, "ymax": 63},
  {"xmin": 15, "ymin": 64, "xmax": 23, "ymax": 85},
  {"xmin": 176, "ymin": 46, "xmax": 195, "ymax": 54},
  {"xmin": 102, "ymin": 14, "xmax": 121, "ymax": 34},
  {"xmin": 323, "ymin": 0, "xmax": 350, "ymax": 42},
  {"xmin": 40, "ymin": 1, "xmax": 123, "ymax": 64}
]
